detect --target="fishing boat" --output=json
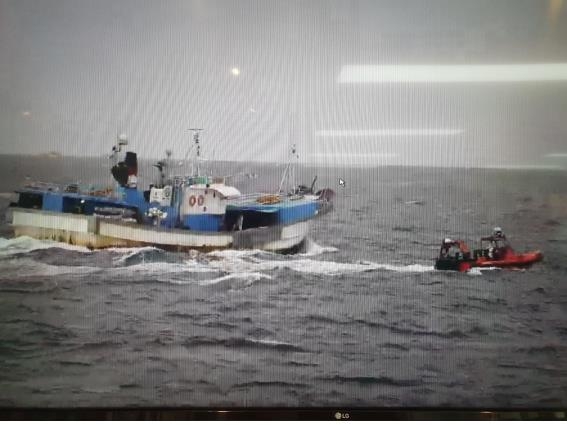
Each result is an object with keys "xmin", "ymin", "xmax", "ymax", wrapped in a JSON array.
[
  {"xmin": 8, "ymin": 131, "xmax": 334, "ymax": 253},
  {"xmin": 434, "ymin": 227, "xmax": 543, "ymax": 272}
]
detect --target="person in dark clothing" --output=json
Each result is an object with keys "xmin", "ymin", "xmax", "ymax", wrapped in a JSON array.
[{"xmin": 481, "ymin": 227, "xmax": 511, "ymax": 259}]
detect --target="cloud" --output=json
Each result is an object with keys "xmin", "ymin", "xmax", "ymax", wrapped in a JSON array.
[
  {"xmin": 316, "ymin": 129, "xmax": 464, "ymax": 137},
  {"xmin": 307, "ymin": 153, "xmax": 397, "ymax": 158},
  {"xmin": 339, "ymin": 64, "xmax": 567, "ymax": 83}
]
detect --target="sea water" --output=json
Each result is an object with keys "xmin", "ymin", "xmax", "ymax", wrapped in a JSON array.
[{"xmin": 0, "ymin": 156, "xmax": 566, "ymax": 407}]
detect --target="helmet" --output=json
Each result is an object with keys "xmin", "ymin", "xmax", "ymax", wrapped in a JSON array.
[{"xmin": 493, "ymin": 226, "xmax": 503, "ymax": 237}]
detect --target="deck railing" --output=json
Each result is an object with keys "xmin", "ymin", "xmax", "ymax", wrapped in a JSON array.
[
  {"xmin": 23, "ymin": 181, "xmax": 63, "ymax": 192},
  {"xmin": 23, "ymin": 180, "xmax": 116, "ymax": 198},
  {"xmin": 226, "ymin": 192, "xmax": 273, "ymax": 205}
]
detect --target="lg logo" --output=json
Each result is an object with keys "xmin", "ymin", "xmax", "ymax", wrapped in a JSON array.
[{"xmin": 335, "ymin": 411, "xmax": 350, "ymax": 420}]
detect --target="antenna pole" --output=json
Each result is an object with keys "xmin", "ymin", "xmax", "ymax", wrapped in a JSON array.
[
  {"xmin": 188, "ymin": 128, "xmax": 203, "ymax": 176},
  {"xmin": 110, "ymin": 133, "xmax": 128, "ymax": 166},
  {"xmin": 278, "ymin": 144, "xmax": 298, "ymax": 194},
  {"xmin": 278, "ymin": 163, "xmax": 290, "ymax": 193}
]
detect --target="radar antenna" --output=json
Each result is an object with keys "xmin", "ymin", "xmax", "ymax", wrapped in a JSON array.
[{"xmin": 110, "ymin": 133, "xmax": 128, "ymax": 165}]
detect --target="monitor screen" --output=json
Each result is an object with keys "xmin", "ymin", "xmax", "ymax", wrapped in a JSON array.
[{"xmin": 0, "ymin": 0, "xmax": 565, "ymax": 416}]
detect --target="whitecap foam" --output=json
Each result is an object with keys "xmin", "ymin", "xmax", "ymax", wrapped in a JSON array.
[
  {"xmin": 377, "ymin": 263, "xmax": 435, "ymax": 273},
  {"xmin": 199, "ymin": 272, "xmax": 273, "ymax": 286},
  {"xmin": 208, "ymin": 239, "xmax": 339, "ymax": 259},
  {"xmin": 104, "ymin": 246, "xmax": 161, "ymax": 254},
  {"xmin": 111, "ymin": 246, "xmax": 166, "ymax": 266},
  {"xmin": 247, "ymin": 338, "xmax": 295, "ymax": 347},
  {"xmin": 207, "ymin": 248, "xmax": 272, "ymax": 259},
  {"xmin": 0, "ymin": 236, "xmax": 433, "ymax": 281},
  {"xmin": 203, "ymin": 240, "xmax": 432, "ymax": 276},
  {"xmin": 112, "ymin": 261, "xmax": 217, "ymax": 275},
  {"xmin": 202, "ymin": 254, "xmax": 434, "ymax": 276},
  {"xmin": 298, "ymin": 238, "xmax": 339, "ymax": 257},
  {"xmin": 467, "ymin": 267, "xmax": 500, "ymax": 275},
  {"xmin": 250, "ymin": 338, "xmax": 284, "ymax": 345},
  {"xmin": 0, "ymin": 236, "xmax": 91, "ymax": 256}
]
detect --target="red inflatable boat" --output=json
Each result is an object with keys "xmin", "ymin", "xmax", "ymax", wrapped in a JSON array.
[
  {"xmin": 434, "ymin": 228, "xmax": 543, "ymax": 272},
  {"xmin": 473, "ymin": 250, "xmax": 543, "ymax": 269}
]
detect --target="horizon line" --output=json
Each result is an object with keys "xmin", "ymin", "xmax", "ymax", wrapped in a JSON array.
[{"xmin": 0, "ymin": 153, "xmax": 563, "ymax": 171}]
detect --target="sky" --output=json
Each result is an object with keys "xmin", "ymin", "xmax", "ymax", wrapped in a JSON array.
[{"xmin": 1, "ymin": 0, "xmax": 566, "ymax": 167}]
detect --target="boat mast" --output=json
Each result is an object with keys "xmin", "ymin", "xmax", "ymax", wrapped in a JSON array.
[
  {"xmin": 278, "ymin": 144, "xmax": 299, "ymax": 194},
  {"xmin": 188, "ymin": 128, "xmax": 203, "ymax": 176},
  {"xmin": 154, "ymin": 149, "xmax": 172, "ymax": 187}
]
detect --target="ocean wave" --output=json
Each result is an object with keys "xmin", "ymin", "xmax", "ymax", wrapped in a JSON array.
[
  {"xmin": 0, "ymin": 258, "xmax": 100, "ymax": 280},
  {"xmin": 203, "ymin": 251, "xmax": 433, "ymax": 276},
  {"xmin": 0, "ymin": 236, "xmax": 91, "ymax": 256},
  {"xmin": 318, "ymin": 374, "xmax": 422, "ymax": 387},
  {"xmin": 134, "ymin": 263, "xmax": 220, "ymax": 277},
  {"xmin": 158, "ymin": 270, "xmax": 273, "ymax": 286},
  {"xmin": 404, "ymin": 200, "xmax": 425, "ymax": 206},
  {"xmin": 183, "ymin": 336, "xmax": 305, "ymax": 352},
  {"xmin": 0, "ymin": 252, "xmax": 433, "ymax": 282},
  {"xmin": 298, "ymin": 238, "xmax": 339, "ymax": 256},
  {"xmin": 385, "ymin": 323, "xmax": 489, "ymax": 339},
  {"xmin": 377, "ymin": 263, "xmax": 434, "ymax": 273},
  {"xmin": 109, "ymin": 246, "xmax": 164, "ymax": 255},
  {"xmin": 513, "ymin": 344, "xmax": 560, "ymax": 355},
  {"xmin": 0, "ymin": 280, "xmax": 60, "ymax": 293},
  {"xmin": 206, "ymin": 248, "xmax": 274, "ymax": 259},
  {"xmin": 0, "ymin": 236, "xmax": 432, "ymax": 281},
  {"xmin": 198, "ymin": 272, "xmax": 273, "ymax": 286},
  {"xmin": 231, "ymin": 380, "xmax": 309, "ymax": 389},
  {"xmin": 111, "ymin": 246, "xmax": 169, "ymax": 267},
  {"xmin": 467, "ymin": 267, "xmax": 500, "ymax": 275}
]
